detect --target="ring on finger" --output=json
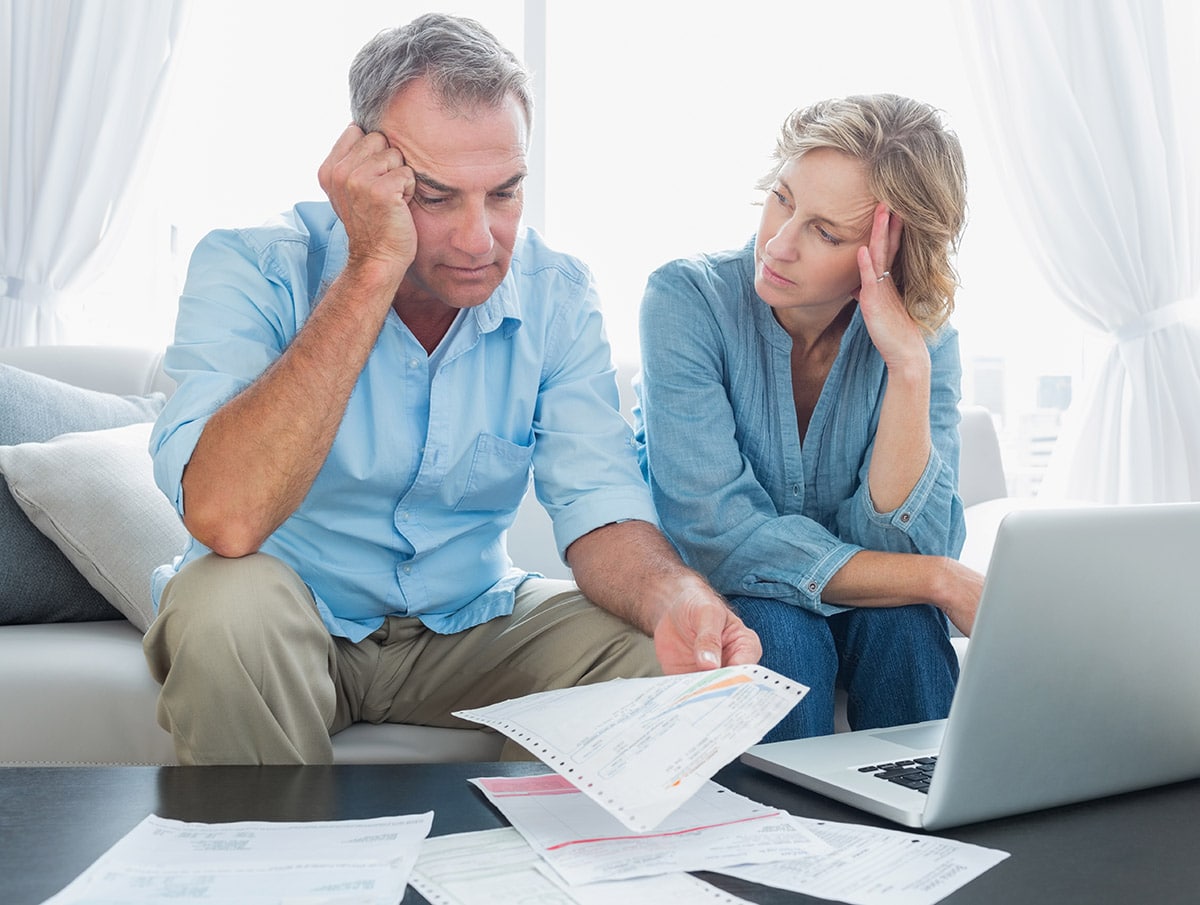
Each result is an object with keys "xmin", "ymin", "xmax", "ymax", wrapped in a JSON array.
[{"xmin": 876, "ymin": 271, "xmax": 891, "ymax": 283}]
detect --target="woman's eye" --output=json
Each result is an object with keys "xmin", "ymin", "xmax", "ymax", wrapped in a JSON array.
[
  {"xmin": 817, "ymin": 226, "xmax": 841, "ymax": 246},
  {"xmin": 771, "ymin": 189, "xmax": 789, "ymax": 207}
]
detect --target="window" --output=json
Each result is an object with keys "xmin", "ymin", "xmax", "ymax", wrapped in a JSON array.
[
  {"xmin": 80, "ymin": 0, "xmax": 523, "ymax": 347},
  {"xmin": 88, "ymin": 0, "xmax": 1093, "ymax": 496},
  {"xmin": 541, "ymin": 1, "xmax": 1091, "ymax": 496}
]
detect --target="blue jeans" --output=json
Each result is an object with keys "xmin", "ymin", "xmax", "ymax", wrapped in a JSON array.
[{"xmin": 730, "ymin": 597, "xmax": 959, "ymax": 742}]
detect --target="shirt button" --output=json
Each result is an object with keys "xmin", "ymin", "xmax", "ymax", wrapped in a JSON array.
[
  {"xmin": 403, "ymin": 565, "xmax": 412, "ymax": 574},
  {"xmin": 792, "ymin": 484, "xmax": 800, "ymax": 496},
  {"xmin": 807, "ymin": 582, "xmax": 818, "ymax": 593},
  {"xmin": 900, "ymin": 512, "xmax": 911, "ymax": 523},
  {"xmin": 399, "ymin": 511, "xmax": 409, "ymax": 522},
  {"xmin": 408, "ymin": 358, "xmax": 420, "ymax": 369}
]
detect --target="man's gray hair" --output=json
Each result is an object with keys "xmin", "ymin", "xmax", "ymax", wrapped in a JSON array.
[{"xmin": 349, "ymin": 13, "xmax": 534, "ymax": 132}]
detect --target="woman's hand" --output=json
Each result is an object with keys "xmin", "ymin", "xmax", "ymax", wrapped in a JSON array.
[
  {"xmin": 931, "ymin": 557, "xmax": 985, "ymax": 637},
  {"xmin": 856, "ymin": 203, "xmax": 927, "ymax": 375},
  {"xmin": 855, "ymin": 203, "xmax": 933, "ymax": 512}
]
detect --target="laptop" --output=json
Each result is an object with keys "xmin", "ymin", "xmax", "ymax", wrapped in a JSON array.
[{"xmin": 741, "ymin": 502, "xmax": 1200, "ymax": 830}]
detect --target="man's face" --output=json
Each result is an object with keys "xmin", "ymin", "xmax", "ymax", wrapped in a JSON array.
[{"xmin": 378, "ymin": 80, "xmax": 529, "ymax": 312}]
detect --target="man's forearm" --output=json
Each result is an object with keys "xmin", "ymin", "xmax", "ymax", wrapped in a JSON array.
[
  {"xmin": 565, "ymin": 520, "xmax": 691, "ymax": 634},
  {"xmin": 181, "ymin": 263, "xmax": 400, "ymax": 556},
  {"xmin": 566, "ymin": 519, "xmax": 761, "ymax": 672}
]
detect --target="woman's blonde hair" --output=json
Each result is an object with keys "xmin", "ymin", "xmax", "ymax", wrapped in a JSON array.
[{"xmin": 758, "ymin": 94, "xmax": 968, "ymax": 333}]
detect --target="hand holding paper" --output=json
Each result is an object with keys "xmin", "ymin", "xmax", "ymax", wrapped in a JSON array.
[{"xmin": 455, "ymin": 664, "xmax": 807, "ymax": 831}]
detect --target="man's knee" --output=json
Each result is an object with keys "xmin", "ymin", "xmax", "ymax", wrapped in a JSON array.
[
  {"xmin": 146, "ymin": 553, "xmax": 322, "ymax": 677},
  {"xmin": 161, "ymin": 552, "xmax": 307, "ymax": 619}
]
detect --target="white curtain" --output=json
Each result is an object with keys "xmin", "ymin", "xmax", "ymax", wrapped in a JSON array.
[
  {"xmin": 0, "ymin": 0, "xmax": 187, "ymax": 346},
  {"xmin": 957, "ymin": 0, "xmax": 1200, "ymax": 503}
]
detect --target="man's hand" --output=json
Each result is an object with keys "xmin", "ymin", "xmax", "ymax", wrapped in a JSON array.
[
  {"xmin": 318, "ymin": 124, "xmax": 418, "ymax": 285},
  {"xmin": 566, "ymin": 520, "xmax": 762, "ymax": 674},
  {"xmin": 652, "ymin": 575, "xmax": 762, "ymax": 674}
]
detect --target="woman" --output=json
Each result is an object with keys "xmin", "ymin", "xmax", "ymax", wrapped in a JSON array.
[{"xmin": 634, "ymin": 94, "xmax": 985, "ymax": 741}]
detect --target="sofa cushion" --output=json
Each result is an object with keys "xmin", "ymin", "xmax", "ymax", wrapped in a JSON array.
[
  {"xmin": 0, "ymin": 364, "xmax": 166, "ymax": 625},
  {"xmin": 0, "ymin": 621, "xmax": 178, "ymax": 765},
  {"xmin": 0, "ymin": 620, "xmax": 508, "ymax": 766},
  {"xmin": 0, "ymin": 422, "xmax": 187, "ymax": 631}
]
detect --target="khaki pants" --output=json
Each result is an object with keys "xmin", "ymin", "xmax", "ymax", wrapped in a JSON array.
[{"xmin": 143, "ymin": 553, "xmax": 660, "ymax": 764}]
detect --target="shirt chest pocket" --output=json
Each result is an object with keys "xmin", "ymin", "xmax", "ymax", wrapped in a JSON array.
[{"xmin": 449, "ymin": 432, "xmax": 534, "ymax": 513}]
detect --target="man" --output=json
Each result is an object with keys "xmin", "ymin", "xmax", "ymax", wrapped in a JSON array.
[{"xmin": 143, "ymin": 13, "xmax": 760, "ymax": 765}]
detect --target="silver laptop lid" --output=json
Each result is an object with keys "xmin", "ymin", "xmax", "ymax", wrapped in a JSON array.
[{"xmin": 922, "ymin": 502, "xmax": 1200, "ymax": 829}]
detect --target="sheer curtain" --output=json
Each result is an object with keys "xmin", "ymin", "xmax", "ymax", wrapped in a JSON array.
[
  {"xmin": 0, "ymin": 0, "xmax": 186, "ymax": 346},
  {"xmin": 957, "ymin": 0, "xmax": 1200, "ymax": 503}
]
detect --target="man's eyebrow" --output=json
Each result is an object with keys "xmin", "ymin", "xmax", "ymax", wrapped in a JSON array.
[
  {"xmin": 494, "ymin": 171, "xmax": 527, "ymax": 192},
  {"xmin": 412, "ymin": 170, "xmax": 527, "ymax": 194},
  {"xmin": 413, "ymin": 172, "xmax": 455, "ymax": 194}
]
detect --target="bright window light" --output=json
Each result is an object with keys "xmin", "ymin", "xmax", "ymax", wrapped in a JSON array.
[{"xmin": 84, "ymin": 0, "xmax": 1093, "ymax": 496}]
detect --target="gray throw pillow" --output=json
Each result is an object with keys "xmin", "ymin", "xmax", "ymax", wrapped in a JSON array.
[
  {"xmin": 0, "ymin": 363, "xmax": 165, "ymax": 624},
  {"xmin": 0, "ymin": 422, "xmax": 190, "ymax": 632}
]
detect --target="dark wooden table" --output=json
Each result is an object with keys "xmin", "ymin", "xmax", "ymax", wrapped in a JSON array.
[{"xmin": 2, "ymin": 760, "xmax": 1198, "ymax": 904}]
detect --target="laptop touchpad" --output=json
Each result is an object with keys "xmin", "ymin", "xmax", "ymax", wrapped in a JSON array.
[{"xmin": 869, "ymin": 724, "xmax": 944, "ymax": 750}]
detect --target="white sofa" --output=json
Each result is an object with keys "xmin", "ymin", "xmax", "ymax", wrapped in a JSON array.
[{"xmin": 0, "ymin": 345, "xmax": 999, "ymax": 766}]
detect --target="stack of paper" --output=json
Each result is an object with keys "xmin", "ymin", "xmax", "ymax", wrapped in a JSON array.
[
  {"xmin": 42, "ymin": 668, "xmax": 1008, "ymax": 905},
  {"xmin": 454, "ymin": 664, "xmax": 808, "ymax": 831},
  {"xmin": 439, "ymin": 666, "xmax": 1009, "ymax": 905},
  {"xmin": 40, "ymin": 813, "xmax": 434, "ymax": 904}
]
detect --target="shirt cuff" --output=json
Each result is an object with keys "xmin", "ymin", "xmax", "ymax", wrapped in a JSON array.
[
  {"xmin": 736, "ymin": 539, "xmax": 861, "ymax": 617},
  {"xmin": 549, "ymin": 487, "xmax": 660, "ymax": 561}
]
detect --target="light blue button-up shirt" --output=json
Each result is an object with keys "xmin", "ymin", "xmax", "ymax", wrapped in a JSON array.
[
  {"xmin": 633, "ymin": 239, "xmax": 965, "ymax": 616},
  {"xmin": 150, "ymin": 202, "xmax": 656, "ymax": 642}
]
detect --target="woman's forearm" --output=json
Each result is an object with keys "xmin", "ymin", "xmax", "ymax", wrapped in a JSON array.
[
  {"xmin": 867, "ymin": 358, "xmax": 932, "ymax": 512},
  {"xmin": 821, "ymin": 549, "xmax": 983, "ymax": 635}
]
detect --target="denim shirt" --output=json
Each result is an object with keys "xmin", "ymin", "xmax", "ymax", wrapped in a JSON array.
[
  {"xmin": 633, "ymin": 239, "xmax": 965, "ymax": 616},
  {"xmin": 150, "ymin": 202, "xmax": 656, "ymax": 642}
]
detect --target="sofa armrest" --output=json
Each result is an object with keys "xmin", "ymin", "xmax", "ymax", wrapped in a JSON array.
[
  {"xmin": 0, "ymin": 345, "xmax": 174, "ymax": 398},
  {"xmin": 958, "ymin": 406, "xmax": 1007, "ymax": 508},
  {"xmin": 0, "ymin": 622, "xmax": 176, "ymax": 765}
]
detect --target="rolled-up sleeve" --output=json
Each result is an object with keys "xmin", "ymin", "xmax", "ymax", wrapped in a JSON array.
[{"xmin": 149, "ymin": 227, "xmax": 308, "ymax": 516}]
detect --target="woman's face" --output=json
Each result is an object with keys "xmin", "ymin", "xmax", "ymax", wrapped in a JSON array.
[{"xmin": 754, "ymin": 148, "xmax": 878, "ymax": 320}]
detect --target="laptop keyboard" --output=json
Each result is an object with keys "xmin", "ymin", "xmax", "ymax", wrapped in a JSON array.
[{"xmin": 859, "ymin": 756, "xmax": 938, "ymax": 793}]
